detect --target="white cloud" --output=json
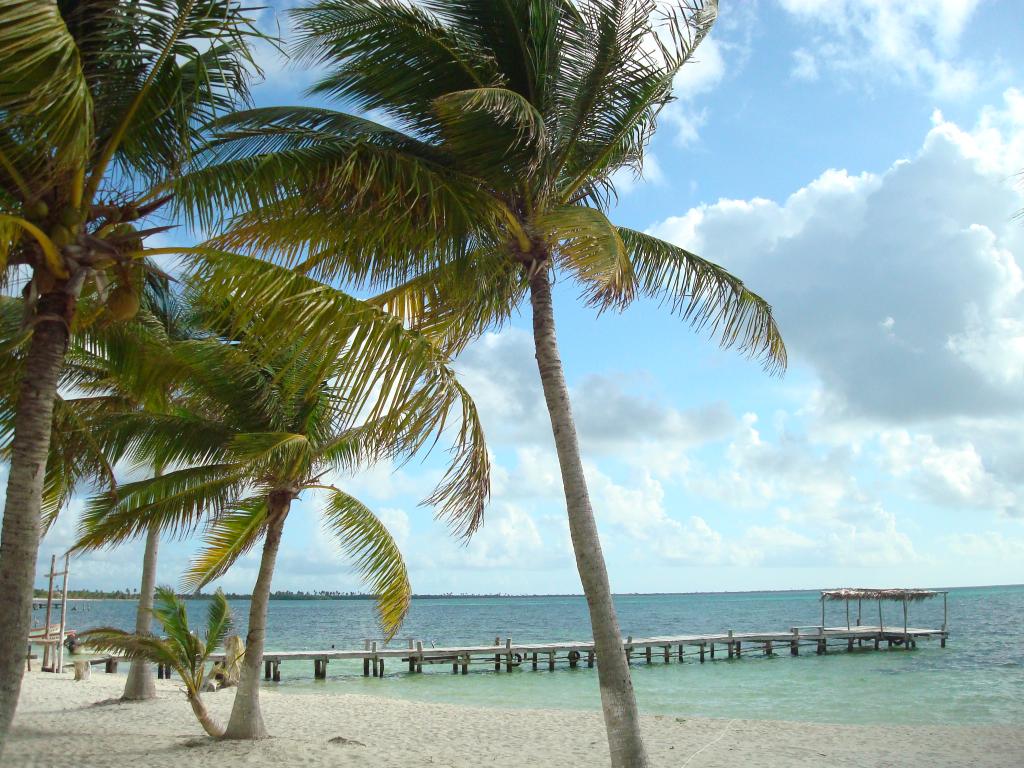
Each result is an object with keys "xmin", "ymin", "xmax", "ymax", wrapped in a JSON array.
[
  {"xmin": 649, "ymin": 89, "xmax": 1024, "ymax": 424},
  {"xmin": 777, "ymin": 0, "xmax": 985, "ymax": 98}
]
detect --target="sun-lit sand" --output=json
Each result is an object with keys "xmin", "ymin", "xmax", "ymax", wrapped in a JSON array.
[{"xmin": 7, "ymin": 669, "xmax": 1022, "ymax": 767}]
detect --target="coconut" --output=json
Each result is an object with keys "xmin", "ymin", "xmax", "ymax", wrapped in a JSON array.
[{"xmin": 106, "ymin": 285, "xmax": 140, "ymax": 322}]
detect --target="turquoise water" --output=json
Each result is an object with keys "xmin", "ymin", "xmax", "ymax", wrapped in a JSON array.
[{"xmin": 44, "ymin": 585, "xmax": 1024, "ymax": 725}]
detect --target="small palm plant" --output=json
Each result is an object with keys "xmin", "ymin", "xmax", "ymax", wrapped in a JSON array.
[{"xmin": 80, "ymin": 588, "xmax": 234, "ymax": 738}]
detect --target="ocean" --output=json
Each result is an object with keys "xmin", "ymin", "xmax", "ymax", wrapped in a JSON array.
[{"xmin": 40, "ymin": 584, "xmax": 1024, "ymax": 726}]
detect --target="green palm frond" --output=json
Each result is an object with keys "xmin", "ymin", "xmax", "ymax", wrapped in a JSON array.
[
  {"xmin": 321, "ymin": 490, "xmax": 411, "ymax": 639},
  {"xmin": 78, "ymin": 628, "xmax": 178, "ymax": 668},
  {"xmin": 618, "ymin": 227, "xmax": 786, "ymax": 372},
  {"xmin": 182, "ymin": 497, "xmax": 269, "ymax": 592},
  {"xmin": 203, "ymin": 589, "xmax": 234, "ymax": 653},
  {"xmin": 73, "ymin": 464, "xmax": 248, "ymax": 552}
]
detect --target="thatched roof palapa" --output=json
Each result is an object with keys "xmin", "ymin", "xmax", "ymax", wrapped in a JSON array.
[{"xmin": 821, "ymin": 588, "xmax": 940, "ymax": 602}]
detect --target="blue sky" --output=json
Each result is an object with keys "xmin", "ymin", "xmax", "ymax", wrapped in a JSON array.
[{"xmin": 30, "ymin": 0, "xmax": 1024, "ymax": 595}]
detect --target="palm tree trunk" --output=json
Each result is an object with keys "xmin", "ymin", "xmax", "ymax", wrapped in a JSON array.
[
  {"xmin": 122, "ymin": 523, "xmax": 160, "ymax": 700},
  {"xmin": 222, "ymin": 493, "xmax": 289, "ymax": 740},
  {"xmin": 189, "ymin": 694, "xmax": 225, "ymax": 738},
  {"xmin": 0, "ymin": 293, "xmax": 73, "ymax": 755},
  {"xmin": 528, "ymin": 271, "xmax": 649, "ymax": 768}
]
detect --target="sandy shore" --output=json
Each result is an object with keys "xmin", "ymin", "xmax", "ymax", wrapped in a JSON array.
[{"xmin": 7, "ymin": 669, "xmax": 1022, "ymax": 767}]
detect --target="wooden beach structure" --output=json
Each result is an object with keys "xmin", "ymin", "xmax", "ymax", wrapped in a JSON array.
[
  {"xmin": 26, "ymin": 554, "xmax": 72, "ymax": 673},
  {"xmin": 197, "ymin": 588, "xmax": 949, "ymax": 682},
  {"xmin": 820, "ymin": 588, "xmax": 948, "ymax": 649}
]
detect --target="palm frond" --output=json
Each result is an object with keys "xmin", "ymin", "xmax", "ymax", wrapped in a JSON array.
[
  {"xmin": 181, "ymin": 497, "xmax": 269, "ymax": 592},
  {"xmin": 321, "ymin": 490, "xmax": 411, "ymax": 639},
  {"xmin": 618, "ymin": 227, "xmax": 787, "ymax": 373}
]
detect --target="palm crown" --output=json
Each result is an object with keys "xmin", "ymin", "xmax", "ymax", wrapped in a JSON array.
[
  {"xmin": 181, "ymin": 0, "xmax": 784, "ymax": 370},
  {"xmin": 73, "ymin": 260, "xmax": 490, "ymax": 635}
]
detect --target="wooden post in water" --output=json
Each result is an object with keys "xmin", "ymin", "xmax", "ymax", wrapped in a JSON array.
[
  {"xmin": 845, "ymin": 598, "xmax": 850, "ymax": 630},
  {"xmin": 765, "ymin": 640, "xmax": 773, "ymax": 656},
  {"xmin": 462, "ymin": 654, "xmax": 469, "ymax": 675},
  {"xmin": 505, "ymin": 638, "xmax": 513, "ymax": 672},
  {"xmin": 710, "ymin": 643, "xmax": 715, "ymax": 659},
  {"xmin": 265, "ymin": 659, "xmax": 272, "ymax": 680},
  {"xmin": 408, "ymin": 638, "xmax": 415, "ymax": 673},
  {"xmin": 699, "ymin": 644, "xmax": 705, "ymax": 663},
  {"xmin": 494, "ymin": 636, "xmax": 501, "ymax": 672},
  {"xmin": 625, "ymin": 635, "xmax": 632, "ymax": 664},
  {"xmin": 820, "ymin": 594, "xmax": 825, "ymax": 630},
  {"xmin": 663, "ymin": 645, "xmax": 670, "ymax": 663},
  {"xmin": 42, "ymin": 555, "xmax": 56, "ymax": 671},
  {"xmin": 372, "ymin": 641, "xmax": 378, "ymax": 678},
  {"xmin": 645, "ymin": 646, "xmax": 652, "ymax": 665},
  {"xmin": 532, "ymin": 651, "xmax": 538, "ymax": 671},
  {"xmin": 363, "ymin": 640, "xmax": 370, "ymax": 677},
  {"xmin": 273, "ymin": 660, "xmax": 280, "ymax": 682},
  {"xmin": 736, "ymin": 642, "xmax": 741, "ymax": 658},
  {"xmin": 878, "ymin": 599, "xmax": 884, "ymax": 633},
  {"xmin": 587, "ymin": 650, "xmax": 595, "ymax": 668},
  {"xmin": 902, "ymin": 596, "xmax": 909, "ymax": 648},
  {"xmin": 941, "ymin": 592, "xmax": 948, "ymax": 648},
  {"xmin": 791, "ymin": 627, "xmax": 799, "ymax": 656},
  {"xmin": 547, "ymin": 650, "xmax": 555, "ymax": 671},
  {"xmin": 727, "ymin": 630, "xmax": 734, "ymax": 659},
  {"xmin": 416, "ymin": 641, "xmax": 424, "ymax": 672},
  {"xmin": 857, "ymin": 598, "xmax": 862, "ymax": 626}
]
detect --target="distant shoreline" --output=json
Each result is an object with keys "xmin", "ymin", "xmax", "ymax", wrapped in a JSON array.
[{"xmin": 34, "ymin": 583, "xmax": 1023, "ymax": 602}]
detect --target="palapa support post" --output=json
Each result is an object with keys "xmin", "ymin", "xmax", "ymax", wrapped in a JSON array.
[
  {"xmin": 505, "ymin": 638, "xmax": 513, "ymax": 672},
  {"xmin": 42, "ymin": 555, "xmax": 56, "ymax": 672},
  {"xmin": 56, "ymin": 554, "xmax": 70, "ymax": 674},
  {"xmin": 363, "ymin": 640, "xmax": 370, "ymax": 677},
  {"xmin": 857, "ymin": 598, "xmax": 863, "ymax": 626},
  {"xmin": 416, "ymin": 641, "xmax": 424, "ymax": 672},
  {"xmin": 821, "ymin": 595, "xmax": 825, "ymax": 631},
  {"xmin": 846, "ymin": 598, "xmax": 850, "ymax": 630}
]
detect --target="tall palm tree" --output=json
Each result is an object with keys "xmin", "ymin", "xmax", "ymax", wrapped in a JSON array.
[
  {"xmin": 0, "ymin": 0, "xmax": 261, "ymax": 749},
  {"xmin": 73, "ymin": 259, "xmax": 490, "ymax": 739},
  {"xmin": 180, "ymin": 2, "xmax": 786, "ymax": 764},
  {"xmin": 81, "ymin": 587, "xmax": 235, "ymax": 738},
  {"xmin": 2, "ymin": 280, "xmax": 206, "ymax": 702}
]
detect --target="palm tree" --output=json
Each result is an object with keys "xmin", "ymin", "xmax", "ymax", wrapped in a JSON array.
[
  {"xmin": 73, "ymin": 259, "xmax": 490, "ymax": 739},
  {"xmin": 0, "ymin": 0, "xmax": 261, "ymax": 748},
  {"xmin": 2, "ymin": 279, "xmax": 206, "ymax": 702},
  {"xmin": 81, "ymin": 587, "xmax": 234, "ymax": 738},
  {"xmin": 180, "ymin": 2, "xmax": 786, "ymax": 764}
]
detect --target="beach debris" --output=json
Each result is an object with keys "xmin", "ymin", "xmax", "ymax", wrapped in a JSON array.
[{"xmin": 328, "ymin": 736, "xmax": 366, "ymax": 747}]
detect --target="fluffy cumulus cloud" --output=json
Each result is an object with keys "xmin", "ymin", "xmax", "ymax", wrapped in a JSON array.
[
  {"xmin": 778, "ymin": 0, "xmax": 985, "ymax": 98},
  {"xmin": 645, "ymin": 90, "xmax": 1024, "ymax": 559},
  {"xmin": 650, "ymin": 89, "xmax": 1024, "ymax": 424}
]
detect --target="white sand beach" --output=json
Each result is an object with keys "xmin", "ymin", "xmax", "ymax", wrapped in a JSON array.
[{"xmin": 6, "ymin": 670, "xmax": 1022, "ymax": 767}]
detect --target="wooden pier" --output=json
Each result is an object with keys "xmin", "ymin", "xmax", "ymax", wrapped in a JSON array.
[{"xmin": 207, "ymin": 623, "xmax": 948, "ymax": 682}]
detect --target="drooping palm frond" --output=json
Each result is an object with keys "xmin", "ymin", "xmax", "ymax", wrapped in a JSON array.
[
  {"xmin": 181, "ymin": 496, "xmax": 269, "ymax": 592},
  {"xmin": 617, "ymin": 227, "xmax": 786, "ymax": 372},
  {"xmin": 321, "ymin": 489, "xmax": 411, "ymax": 639}
]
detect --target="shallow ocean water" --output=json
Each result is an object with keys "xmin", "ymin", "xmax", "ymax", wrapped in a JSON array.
[{"xmin": 43, "ymin": 585, "xmax": 1024, "ymax": 725}]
